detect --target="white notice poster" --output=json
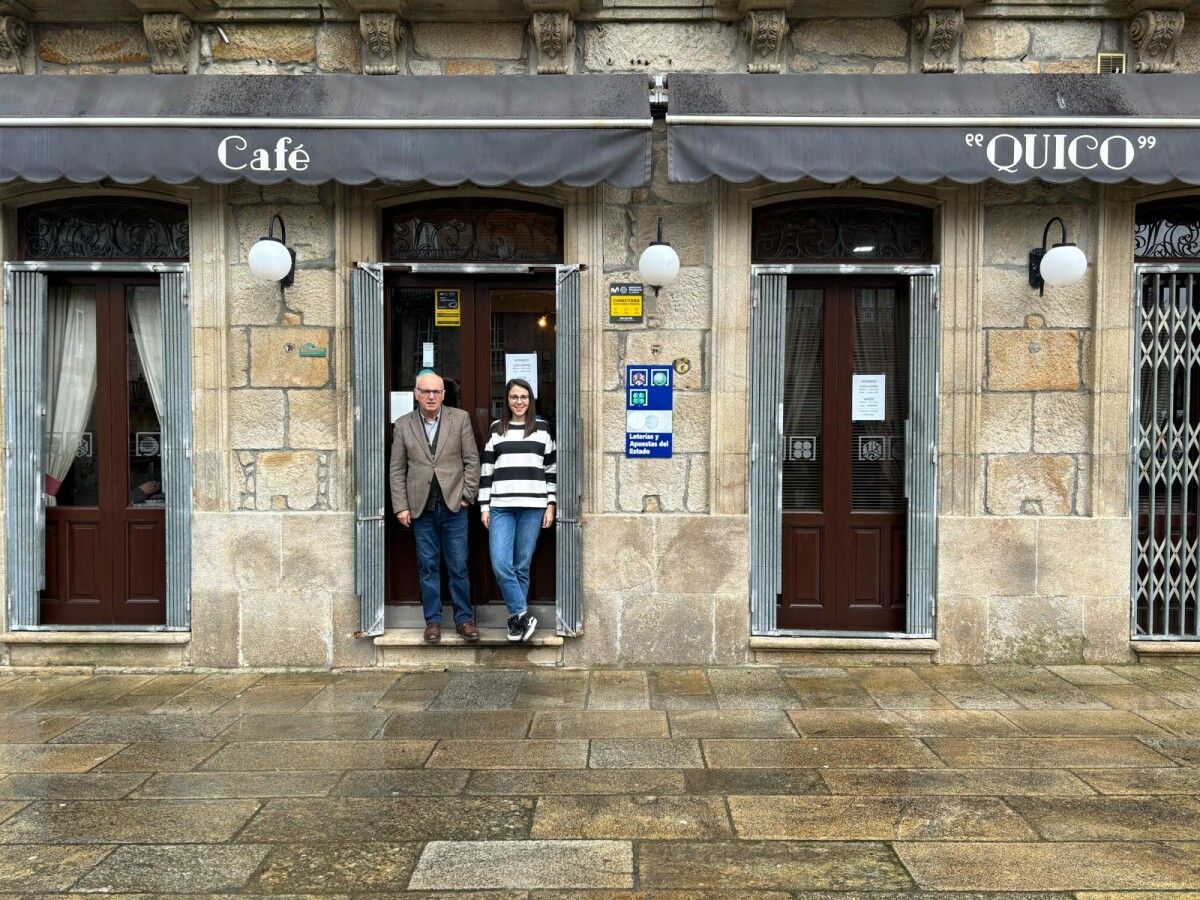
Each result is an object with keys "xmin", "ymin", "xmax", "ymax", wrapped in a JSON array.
[
  {"xmin": 852, "ymin": 374, "xmax": 886, "ymax": 421},
  {"xmin": 422, "ymin": 342, "xmax": 435, "ymax": 368},
  {"xmin": 505, "ymin": 353, "xmax": 539, "ymax": 398},
  {"xmin": 390, "ymin": 390, "xmax": 415, "ymax": 422}
]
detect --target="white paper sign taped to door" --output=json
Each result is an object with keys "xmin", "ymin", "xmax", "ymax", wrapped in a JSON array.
[{"xmin": 852, "ymin": 374, "xmax": 885, "ymax": 421}]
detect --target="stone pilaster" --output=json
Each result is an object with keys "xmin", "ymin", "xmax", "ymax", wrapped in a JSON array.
[
  {"xmin": 915, "ymin": 7, "xmax": 964, "ymax": 73},
  {"xmin": 1129, "ymin": 9, "xmax": 1185, "ymax": 72},
  {"xmin": 741, "ymin": 8, "xmax": 788, "ymax": 74},
  {"xmin": 359, "ymin": 11, "xmax": 405, "ymax": 75},
  {"xmin": 530, "ymin": 10, "xmax": 574, "ymax": 74},
  {"xmin": 143, "ymin": 13, "xmax": 194, "ymax": 74},
  {"xmin": 0, "ymin": 15, "xmax": 30, "ymax": 74}
]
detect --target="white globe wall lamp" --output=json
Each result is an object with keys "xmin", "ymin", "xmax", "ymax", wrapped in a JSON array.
[
  {"xmin": 638, "ymin": 216, "xmax": 680, "ymax": 296},
  {"xmin": 248, "ymin": 213, "xmax": 296, "ymax": 287},
  {"xmin": 1029, "ymin": 216, "xmax": 1087, "ymax": 297}
]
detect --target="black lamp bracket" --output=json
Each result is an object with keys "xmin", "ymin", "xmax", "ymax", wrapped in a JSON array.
[
  {"xmin": 1028, "ymin": 215, "xmax": 1070, "ymax": 297},
  {"xmin": 263, "ymin": 213, "xmax": 297, "ymax": 287}
]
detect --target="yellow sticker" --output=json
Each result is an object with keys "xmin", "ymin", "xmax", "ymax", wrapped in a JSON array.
[{"xmin": 435, "ymin": 288, "xmax": 461, "ymax": 327}]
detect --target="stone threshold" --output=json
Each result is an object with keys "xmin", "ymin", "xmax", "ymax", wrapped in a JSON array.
[
  {"xmin": 749, "ymin": 635, "xmax": 939, "ymax": 666},
  {"xmin": 0, "ymin": 630, "xmax": 190, "ymax": 645},
  {"xmin": 374, "ymin": 627, "xmax": 564, "ymax": 648},
  {"xmin": 1133, "ymin": 640, "xmax": 1200, "ymax": 662}
]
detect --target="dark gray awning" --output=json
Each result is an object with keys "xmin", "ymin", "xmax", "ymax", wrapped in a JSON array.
[
  {"xmin": 668, "ymin": 74, "xmax": 1200, "ymax": 185},
  {"xmin": 0, "ymin": 75, "xmax": 651, "ymax": 187}
]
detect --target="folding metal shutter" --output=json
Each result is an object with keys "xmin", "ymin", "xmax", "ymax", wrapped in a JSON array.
[
  {"xmin": 3, "ymin": 268, "xmax": 47, "ymax": 630},
  {"xmin": 159, "ymin": 268, "xmax": 192, "ymax": 630},
  {"xmin": 905, "ymin": 271, "xmax": 939, "ymax": 637},
  {"xmin": 749, "ymin": 271, "xmax": 787, "ymax": 635},
  {"xmin": 555, "ymin": 265, "xmax": 583, "ymax": 636},
  {"xmin": 352, "ymin": 264, "xmax": 386, "ymax": 637}
]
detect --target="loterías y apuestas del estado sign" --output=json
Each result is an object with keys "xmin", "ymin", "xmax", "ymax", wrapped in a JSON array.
[
  {"xmin": 217, "ymin": 135, "xmax": 311, "ymax": 173},
  {"xmin": 967, "ymin": 131, "xmax": 1157, "ymax": 176}
]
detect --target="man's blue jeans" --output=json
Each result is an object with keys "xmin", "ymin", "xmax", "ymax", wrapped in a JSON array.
[
  {"xmin": 488, "ymin": 506, "xmax": 544, "ymax": 617},
  {"xmin": 411, "ymin": 500, "xmax": 473, "ymax": 626}
]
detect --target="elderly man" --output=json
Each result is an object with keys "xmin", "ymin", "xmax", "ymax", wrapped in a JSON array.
[{"xmin": 389, "ymin": 370, "xmax": 481, "ymax": 643}]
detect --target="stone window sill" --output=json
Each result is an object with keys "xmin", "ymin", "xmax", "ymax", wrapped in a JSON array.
[
  {"xmin": 374, "ymin": 627, "xmax": 564, "ymax": 649},
  {"xmin": 749, "ymin": 636, "xmax": 939, "ymax": 652},
  {"xmin": 0, "ymin": 631, "xmax": 190, "ymax": 645},
  {"xmin": 1133, "ymin": 640, "xmax": 1200, "ymax": 656}
]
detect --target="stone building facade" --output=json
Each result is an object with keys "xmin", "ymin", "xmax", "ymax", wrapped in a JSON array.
[{"xmin": 1, "ymin": 0, "xmax": 1199, "ymax": 670}]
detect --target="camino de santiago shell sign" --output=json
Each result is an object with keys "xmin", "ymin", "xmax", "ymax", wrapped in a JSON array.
[{"xmin": 666, "ymin": 74, "xmax": 1200, "ymax": 185}]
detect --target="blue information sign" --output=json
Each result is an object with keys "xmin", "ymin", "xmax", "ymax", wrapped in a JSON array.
[{"xmin": 625, "ymin": 365, "xmax": 673, "ymax": 458}]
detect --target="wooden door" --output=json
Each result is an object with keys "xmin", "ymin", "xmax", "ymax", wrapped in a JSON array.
[
  {"xmin": 384, "ymin": 275, "xmax": 557, "ymax": 610},
  {"xmin": 779, "ymin": 277, "xmax": 908, "ymax": 631},
  {"xmin": 41, "ymin": 277, "xmax": 166, "ymax": 626}
]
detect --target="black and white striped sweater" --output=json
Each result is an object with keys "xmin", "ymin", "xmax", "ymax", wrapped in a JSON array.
[{"xmin": 479, "ymin": 420, "xmax": 557, "ymax": 509}]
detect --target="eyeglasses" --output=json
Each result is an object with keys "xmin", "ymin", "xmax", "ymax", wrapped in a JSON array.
[
  {"xmin": 508, "ymin": 395, "xmax": 530, "ymax": 403},
  {"xmin": 415, "ymin": 389, "xmax": 444, "ymax": 397}
]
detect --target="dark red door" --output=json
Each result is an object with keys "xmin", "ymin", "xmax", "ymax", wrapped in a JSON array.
[
  {"xmin": 41, "ymin": 277, "xmax": 166, "ymax": 626},
  {"xmin": 384, "ymin": 276, "xmax": 557, "ymax": 613},
  {"xmin": 779, "ymin": 277, "xmax": 908, "ymax": 631}
]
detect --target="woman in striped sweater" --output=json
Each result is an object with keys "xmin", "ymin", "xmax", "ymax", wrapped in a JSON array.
[{"xmin": 479, "ymin": 378, "xmax": 557, "ymax": 643}]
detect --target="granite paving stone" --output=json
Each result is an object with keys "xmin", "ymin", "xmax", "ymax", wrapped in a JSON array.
[
  {"xmin": 1000, "ymin": 709, "xmax": 1167, "ymax": 736},
  {"xmin": 913, "ymin": 666, "xmax": 1022, "ymax": 709},
  {"xmin": 409, "ymin": 840, "xmax": 634, "ymax": 890},
  {"xmin": 25, "ymin": 675, "xmax": 156, "ymax": 713},
  {"xmin": 0, "ymin": 716, "xmax": 84, "ymax": 743},
  {"xmin": 1048, "ymin": 665, "xmax": 1133, "ymax": 685},
  {"xmin": 708, "ymin": 670, "xmax": 803, "ymax": 709},
  {"xmin": 589, "ymin": 739, "xmax": 704, "ymax": 769},
  {"xmin": 429, "ymin": 672, "xmax": 525, "ymax": 710},
  {"xmin": 895, "ymin": 841, "xmax": 1200, "ymax": 891},
  {"xmin": 682, "ymin": 768, "xmax": 828, "ymax": 795},
  {"xmin": 0, "ymin": 743, "xmax": 123, "ymax": 773},
  {"xmin": 587, "ymin": 671, "xmax": 650, "ymax": 709},
  {"xmin": 335, "ymin": 769, "xmax": 471, "ymax": 797},
  {"xmin": 93, "ymin": 674, "xmax": 209, "ymax": 713},
  {"xmin": 300, "ymin": 674, "xmax": 400, "ymax": 712},
  {"xmin": 530, "ymin": 710, "xmax": 669, "ymax": 739},
  {"xmin": 1008, "ymin": 795, "xmax": 1200, "ymax": 840},
  {"xmin": 1120, "ymin": 666, "xmax": 1200, "ymax": 708},
  {"xmin": 925, "ymin": 737, "xmax": 1175, "ymax": 768},
  {"xmin": 0, "ymin": 844, "xmax": 113, "ymax": 891},
  {"xmin": 151, "ymin": 673, "xmax": 263, "ymax": 714},
  {"xmin": 237, "ymin": 797, "xmax": 533, "ymax": 843},
  {"xmin": 729, "ymin": 795, "xmax": 1037, "ymax": 841},
  {"xmin": 703, "ymin": 738, "xmax": 943, "ymax": 769},
  {"xmin": 531, "ymin": 795, "xmax": 733, "ymax": 839},
  {"xmin": 382, "ymin": 711, "xmax": 533, "ymax": 739},
  {"xmin": 0, "ymin": 772, "xmax": 149, "ymax": 799},
  {"xmin": 1076, "ymin": 766, "xmax": 1200, "ymax": 794},
  {"xmin": 1138, "ymin": 710, "xmax": 1200, "ymax": 736},
  {"xmin": 1077, "ymin": 682, "xmax": 1181, "ymax": 709},
  {"xmin": 133, "ymin": 770, "xmax": 342, "ymax": 798},
  {"xmin": 94, "ymin": 741, "xmax": 223, "ymax": 772},
  {"xmin": 246, "ymin": 841, "xmax": 422, "ymax": 893},
  {"xmin": 1140, "ymin": 737, "xmax": 1200, "ymax": 765},
  {"xmin": 465, "ymin": 769, "xmax": 686, "ymax": 796},
  {"xmin": 513, "ymin": 671, "xmax": 590, "ymax": 709},
  {"xmin": 0, "ymin": 804, "xmax": 24, "ymax": 825},
  {"xmin": 219, "ymin": 712, "xmax": 390, "ymax": 740},
  {"xmin": 50, "ymin": 714, "xmax": 239, "ymax": 743},
  {"xmin": 199, "ymin": 739, "xmax": 433, "ymax": 771},
  {"xmin": 786, "ymin": 709, "xmax": 1020, "ymax": 737},
  {"xmin": 821, "ymin": 767, "xmax": 1095, "ymax": 796},
  {"xmin": 976, "ymin": 667, "xmax": 1110, "ymax": 709},
  {"xmin": 668, "ymin": 710, "xmax": 796, "ymax": 738},
  {"xmin": 212, "ymin": 682, "xmax": 328, "ymax": 714},
  {"xmin": 851, "ymin": 668, "xmax": 955, "ymax": 709},
  {"xmin": 0, "ymin": 798, "xmax": 260, "ymax": 844},
  {"xmin": 72, "ymin": 843, "xmax": 270, "ymax": 893},
  {"xmin": 783, "ymin": 672, "xmax": 877, "ymax": 708},
  {"xmin": 649, "ymin": 670, "xmax": 719, "ymax": 710},
  {"xmin": 428, "ymin": 739, "xmax": 588, "ymax": 769},
  {"xmin": 0, "ymin": 676, "xmax": 91, "ymax": 714},
  {"xmin": 636, "ymin": 840, "xmax": 913, "ymax": 890}
]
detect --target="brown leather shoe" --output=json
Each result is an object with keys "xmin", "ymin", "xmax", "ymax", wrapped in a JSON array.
[
  {"xmin": 423, "ymin": 622, "xmax": 441, "ymax": 643},
  {"xmin": 455, "ymin": 620, "xmax": 480, "ymax": 643}
]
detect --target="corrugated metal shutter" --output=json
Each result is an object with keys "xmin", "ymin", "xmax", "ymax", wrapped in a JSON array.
[
  {"xmin": 749, "ymin": 271, "xmax": 787, "ymax": 635},
  {"xmin": 352, "ymin": 264, "xmax": 386, "ymax": 637},
  {"xmin": 555, "ymin": 265, "xmax": 583, "ymax": 636},
  {"xmin": 3, "ymin": 268, "xmax": 47, "ymax": 630},
  {"xmin": 159, "ymin": 268, "xmax": 192, "ymax": 630},
  {"xmin": 905, "ymin": 272, "xmax": 939, "ymax": 637}
]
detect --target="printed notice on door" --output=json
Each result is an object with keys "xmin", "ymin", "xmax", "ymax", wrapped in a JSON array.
[{"xmin": 852, "ymin": 374, "xmax": 885, "ymax": 421}]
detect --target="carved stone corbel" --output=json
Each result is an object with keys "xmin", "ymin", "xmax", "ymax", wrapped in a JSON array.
[
  {"xmin": 360, "ymin": 12, "xmax": 406, "ymax": 75},
  {"xmin": 530, "ymin": 11, "xmax": 574, "ymax": 74},
  {"xmin": 741, "ymin": 9, "xmax": 788, "ymax": 74},
  {"xmin": 1130, "ymin": 9, "xmax": 1185, "ymax": 72},
  {"xmin": 144, "ymin": 14, "xmax": 195, "ymax": 74},
  {"xmin": 0, "ymin": 15, "xmax": 30, "ymax": 75},
  {"xmin": 915, "ymin": 7, "xmax": 963, "ymax": 74}
]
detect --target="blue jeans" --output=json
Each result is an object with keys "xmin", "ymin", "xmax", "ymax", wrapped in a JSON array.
[
  {"xmin": 489, "ymin": 506, "xmax": 545, "ymax": 617},
  {"xmin": 411, "ymin": 500, "xmax": 473, "ymax": 626}
]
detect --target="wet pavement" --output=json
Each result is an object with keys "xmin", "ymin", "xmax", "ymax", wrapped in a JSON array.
[{"xmin": 0, "ymin": 663, "xmax": 1199, "ymax": 895}]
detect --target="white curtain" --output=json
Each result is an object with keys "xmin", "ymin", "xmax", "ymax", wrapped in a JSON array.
[
  {"xmin": 127, "ymin": 286, "xmax": 165, "ymax": 418},
  {"xmin": 44, "ymin": 286, "xmax": 98, "ymax": 503}
]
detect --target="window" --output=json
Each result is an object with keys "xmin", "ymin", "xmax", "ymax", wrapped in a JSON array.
[
  {"xmin": 383, "ymin": 199, "xmax": 563, "ymax": 263},
  {"xmin": 752, "ymin": 200, "xmax": 933, "ymax": 264}
]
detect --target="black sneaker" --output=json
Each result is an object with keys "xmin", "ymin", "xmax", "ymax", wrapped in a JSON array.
[{"xmin": 507, "ymin": 612, "xmax": 537, "ymax": 643}]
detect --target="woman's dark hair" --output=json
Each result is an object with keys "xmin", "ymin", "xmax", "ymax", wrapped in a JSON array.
[{"xmin": 500, "ymin": 378, "xmax": 538, "ymax": 437}]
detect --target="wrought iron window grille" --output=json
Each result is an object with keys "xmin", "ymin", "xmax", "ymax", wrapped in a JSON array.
[
  {"xmin": 384, "ymin": 200, "xmax": 563, "ymax": 263},
  {"xmin": 19, "ymin": 200, "xmax": 189, "ymax": 261},
  {"xmin": 752, "ymin": 201, "xmax": 933, "ymax": 264}
]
